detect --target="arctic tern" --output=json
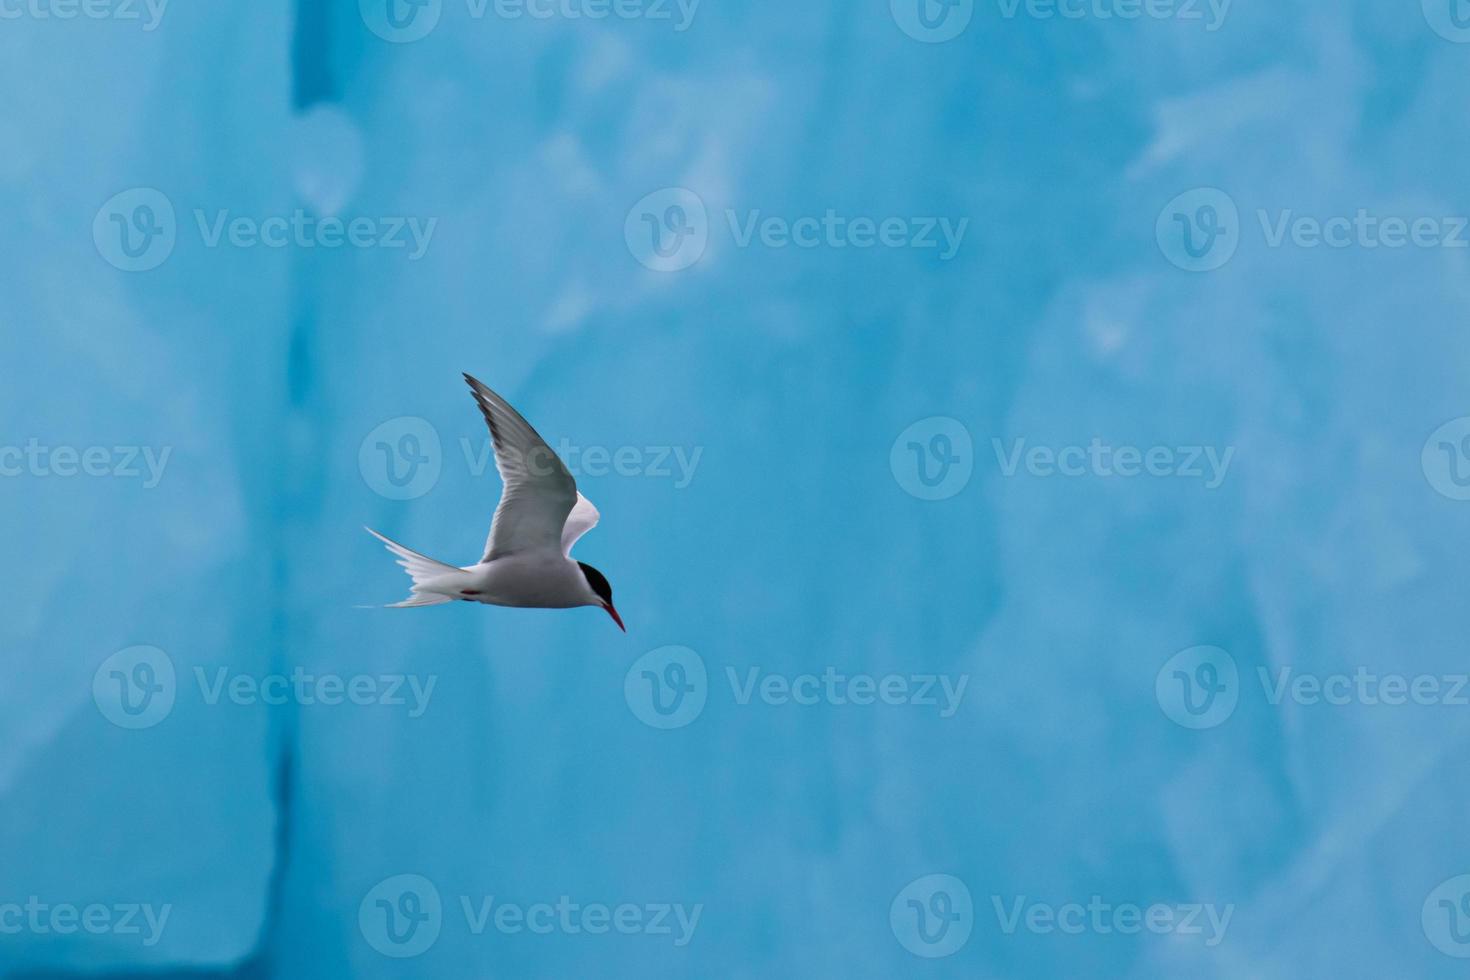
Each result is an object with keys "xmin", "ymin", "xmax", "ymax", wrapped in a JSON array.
[{"xmin": 366, "ymin": 374, "xmax": 624, "ymax": 630}]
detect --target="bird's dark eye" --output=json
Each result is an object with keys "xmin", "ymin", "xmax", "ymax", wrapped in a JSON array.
[{"xmin": 577, "ymin": 562, "xmax": 613, "ymax": 604}]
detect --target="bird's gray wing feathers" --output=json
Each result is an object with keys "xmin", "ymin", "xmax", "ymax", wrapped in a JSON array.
[{"xmin": 464, "ymin": 373, "xmax": 579, "ymax": 562}]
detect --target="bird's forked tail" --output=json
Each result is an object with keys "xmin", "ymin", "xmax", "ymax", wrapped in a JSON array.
[{"xmin": 365, "ymin": 527, "xmax": 463, "ymax": 608}]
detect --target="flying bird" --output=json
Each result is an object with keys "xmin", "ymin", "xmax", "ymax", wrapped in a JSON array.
[{"xmin": 366, "ymin": 374, "xmax": 624, "ymax": 631}]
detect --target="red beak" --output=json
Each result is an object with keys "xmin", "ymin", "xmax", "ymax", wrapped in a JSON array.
[{"xmin": 603, "ymin": 603, "xmax": 626, "ymax": 632}]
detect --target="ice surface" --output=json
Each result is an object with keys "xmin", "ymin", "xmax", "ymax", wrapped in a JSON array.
[{"xmin": 4, "ymin": 1, "xmax": 1470, "ymax": 977}]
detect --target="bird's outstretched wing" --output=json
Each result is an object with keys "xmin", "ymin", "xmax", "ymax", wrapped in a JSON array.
[
  {"xmin": 464, "ymin": 373, "xmax": 579, "ymax": 562},
  {"xmin": 561, "ymin": 492, "xmax": 600, "ymax": 556}
]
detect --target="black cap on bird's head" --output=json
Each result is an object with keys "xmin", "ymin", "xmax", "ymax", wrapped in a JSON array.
[{"xmin": 578, "ymin": 562, "xmax": 624, "ymax": 631}]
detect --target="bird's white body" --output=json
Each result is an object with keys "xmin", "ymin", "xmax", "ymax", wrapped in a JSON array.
[
  {"xmin": 366, "ymin": 375, "xmax": 624, "ymax": 629},
  {"xmin": 407, "ymin": 551, "xmax": 599, "ymax": 609}
]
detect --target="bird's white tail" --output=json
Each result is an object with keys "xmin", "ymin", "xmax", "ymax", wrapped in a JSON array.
[{"xmin": 365, "ymin": 527, "xmax": 463, "ymax": 608}]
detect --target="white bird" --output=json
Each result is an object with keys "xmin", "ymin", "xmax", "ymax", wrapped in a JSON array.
[{"xmin": 366, "ymin": 373, "xmax": 624, "ymax": 631}]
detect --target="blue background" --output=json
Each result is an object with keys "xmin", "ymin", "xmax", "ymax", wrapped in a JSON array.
[{"xmin": 5, "ymin": 0, "xmax": 1470, "ymax": 976}]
